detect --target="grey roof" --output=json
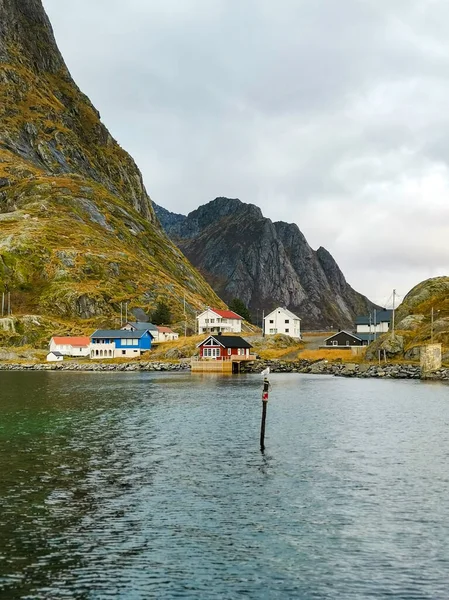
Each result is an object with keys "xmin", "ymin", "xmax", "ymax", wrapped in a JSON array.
[
  {"xmin": 324, "ymin": 331, "xmax": 362, "ymax": 342},
  {"xmin": 49, "ymin": 351, "xmax": 63, "ymax": 356},
  {"xmin": 198, "ymin": 335, "xmax": 253, "ymax": 349},
  {"xmin": 91, "ymin": 329, "xmax": 152, "ymax": 339},
  {"xmin": 125, "ymin": 321, "xmax": 158, "ymax": 331},
  {"xmin": 355, "ymin": 310, "xmax": 393, "ymax": 326}
]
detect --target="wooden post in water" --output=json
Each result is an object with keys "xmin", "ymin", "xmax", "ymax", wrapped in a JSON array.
[{"xmin": 260, "ymin": 375, "xmax": 270, "ymax": 451}]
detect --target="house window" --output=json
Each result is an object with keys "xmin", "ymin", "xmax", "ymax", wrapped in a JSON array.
[
  {"xmin": 269, "ymin": 320, "xmax": 274, "ymax": 324},
  {"xmin": 285, "ymin": 320, "xmax": 289, "ymax": 324},
  {"xmin": 203, "ymin": 348, "xmax": 220, "ymax": 358},
  {"xmin": 285, "ymin": 329, "xmax": 289, "ymax": 333},
  {"xmin": 205, "ymin": 319, "xmax": 209, "ymax": 323},
  {"xmin": 210, "ymin": 319, "xmax": 215, "ymax": 323},
  {"xmin": 122, "ymin": 350, "xmax": 126, "ymax": 355},
  {"xmin": 346, "ymin": 341, "xmax": 350, "ymax": 346},
  {"xmin": 332, "ymin": 341, "xmax": 338, "ymax": 346},
  {"xmin": 269, "ymin": 328, "xmax": 276, "ymax": 334},
  {"xmin": 228, "ymin": 348, "xmax": 231, "ymax": 355}
]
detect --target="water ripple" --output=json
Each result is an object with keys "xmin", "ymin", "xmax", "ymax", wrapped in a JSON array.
[{"xmin": 1, "ymin": 372, "xmax": 449, "ymax": 598}]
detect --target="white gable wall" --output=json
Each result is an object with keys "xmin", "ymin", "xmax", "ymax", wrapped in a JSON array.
[{"xmin": 264, "ymin": 307, "xmax": 301, "ymax": 338}]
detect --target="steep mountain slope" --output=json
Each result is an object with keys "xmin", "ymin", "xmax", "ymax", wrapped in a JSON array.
[
  {"xmin": 0, "ymin": 0, "xmax": 222, "ymax": 323},
  {"xmin": 154, "ymin": 198, "xmax": 376, "ymax": 329}
]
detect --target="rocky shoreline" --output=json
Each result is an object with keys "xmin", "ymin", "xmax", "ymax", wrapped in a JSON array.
[
  {"xmin": 245, "ymin": 360, "xmax": 449, "ymax": 380},
  {"xmin": 1, "ymin": 358, "xmax": 448, "ymax": 380},
  {"xmin": 0, "ymin": 361, "xmax": 191, "ymax": 372}
]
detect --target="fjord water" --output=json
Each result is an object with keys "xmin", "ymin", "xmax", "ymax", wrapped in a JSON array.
[{"xmin": 1, "ymin": 373, "xmax": 449, "ymax": 599}]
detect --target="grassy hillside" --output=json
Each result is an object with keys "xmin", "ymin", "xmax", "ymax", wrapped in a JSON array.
[{"xmin": 0, "ymin": 0, "xmax": 225, "ymax": 339}]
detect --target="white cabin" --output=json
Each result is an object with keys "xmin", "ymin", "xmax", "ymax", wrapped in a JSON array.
[{"xmin": 47, "ymin": 351, "xmax": 63, "ymax": 362}]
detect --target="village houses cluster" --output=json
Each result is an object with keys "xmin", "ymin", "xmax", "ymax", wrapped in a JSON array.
[
  {"xmin": 47, "ymin": 305, "xmax": 391, "ymax": 362},
  {"xmin": 47, "ymin": 321, "xmax": 179, "ymax": 362}
]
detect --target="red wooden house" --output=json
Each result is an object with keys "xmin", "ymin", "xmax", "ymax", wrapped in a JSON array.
[{"xmin": 197, "ymin": 335, "xmax": 253, "ymax": 360}]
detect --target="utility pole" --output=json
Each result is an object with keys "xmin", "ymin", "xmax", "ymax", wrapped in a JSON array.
[
  {"xmin": 1, "ymin": 292, "xmax": 4, "ymax": 317},
  {"xmin": 125, "ymin": 302, "xmax": 128, "ymax": 324},
  {"xmin": 374, "ymin": 308, "xmax": 377, "ymax": 341},
  {"xmin": 120, "ymin": 302, "xmax": 123, "ymax": 326},
  {"xmin": 262, "ymin": 309, "xmax": 265, "ymax": 337},
  {"xmin": 369, "ymin": 312, "xmax": 372, "ymax": 345},
  {"xmin": 8, "ymin": 292, "xmax": 10, "ymax": 316},
  {"xmin": 391, "ymin": 289, "xmax": 396, "ymax": 339}
]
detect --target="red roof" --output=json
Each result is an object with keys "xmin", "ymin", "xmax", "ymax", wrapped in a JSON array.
[
  {"xmin": 157, "ymin": 326, "xmax": 174, "ymax": 333},
  {"xmin": 52, "ymin": 337, "xmax": 90, "ymax": 347},
  {"xmin": 210, "ymin": 308, "xmax": 243, "ymax": 320}
]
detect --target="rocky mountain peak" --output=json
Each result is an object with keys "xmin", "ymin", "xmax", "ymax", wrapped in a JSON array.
[
  {"xmin": 155, "ymin": 197, "xmax": 377, "ymax": 329},
  {"xmin": 0, "ymin": 0, "xmax": 155, "ymax": 223},
  {"xmin": 0, "ymin": 0, "xmax": 66, "ymax": 72}
]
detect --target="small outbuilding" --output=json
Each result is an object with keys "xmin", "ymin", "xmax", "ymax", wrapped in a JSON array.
[
  {"xmin": 157, "ymin": 326, "xmax": 179, "ymax": 342},
  {"xmin": 47, "ymin": 351, "xmax": 64, "ymax": 362}
]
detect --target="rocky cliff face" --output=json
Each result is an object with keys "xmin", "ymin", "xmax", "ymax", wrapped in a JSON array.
[
  {"xmin": 0, "ymin": 0, "xmax": 222, "ymax": 324},
  {"xmin": 155, "ymin": 198, "xmax": 376, "ymax": 329}
]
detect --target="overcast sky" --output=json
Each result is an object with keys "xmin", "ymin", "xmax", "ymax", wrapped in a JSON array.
[{"xmin": 43, "ymin": 0, "xmax": 449, "ymax": 306}]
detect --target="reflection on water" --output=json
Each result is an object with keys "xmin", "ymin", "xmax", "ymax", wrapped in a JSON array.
[{"xmin": 1, "ymin": 372, "xmax": 449, "ymax": 598}]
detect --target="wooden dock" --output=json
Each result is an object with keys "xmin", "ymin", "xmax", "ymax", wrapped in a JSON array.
[{"xmin": 191, "ymin": 355, "xmax": 257, "ymax": 374}]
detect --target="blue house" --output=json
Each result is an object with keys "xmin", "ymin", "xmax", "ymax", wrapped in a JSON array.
[{"xmin": 90, "ymin": 329, "xmax": 153, "ymax": 359}]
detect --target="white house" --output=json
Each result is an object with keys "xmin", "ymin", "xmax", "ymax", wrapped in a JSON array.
[
  {"xmin": 355, "ymin": 310, "xmax": 392, "ymax": 335},
  {"xmin": 263, "ymin": 307, "xmax": 301, "ymax": 338},
  {"xmin": 197, "ymin": 308, "xmax": 243, "ymax": 334},
  {"xmin": 47, "ymin": 351, "xmax": 63, "ymax": 362},
  {"xmin": 157, "ymin": 326, "xmax": 179, "ymax": 342},
  {"xmin": 49, "ymin": 337, "xmax": 91, "ymax": 357}
]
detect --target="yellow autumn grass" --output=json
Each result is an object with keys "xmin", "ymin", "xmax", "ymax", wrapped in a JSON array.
[
  {"xmin": 257, "ymin": 345, "xmax": 304, "ymax": 360},
  {"xmin": 298, "ymin": 348, "xmax": 366, "ymax": 362}
]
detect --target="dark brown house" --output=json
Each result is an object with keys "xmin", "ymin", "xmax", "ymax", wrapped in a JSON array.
[{"xmin": 324, "ymin": 331, "xmax": 364, "ymax": 347}]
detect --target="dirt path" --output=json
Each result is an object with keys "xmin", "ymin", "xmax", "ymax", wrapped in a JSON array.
[{"xmin": 301, "ymin": 332, "xmax": 334, "ymax": 350}]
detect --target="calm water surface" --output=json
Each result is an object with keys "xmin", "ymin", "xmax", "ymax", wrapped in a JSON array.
[{"xmin": 1, "ymin": 372, "xmax": 449, "ymax": 599}]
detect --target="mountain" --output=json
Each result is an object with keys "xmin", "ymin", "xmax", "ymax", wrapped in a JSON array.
[
  {"xmin": 0, "ymin": 0, "xmax": 222, "ymax": 326},
  {"xmin": 154, "ymin": 197, "xmax": 377, "ymax": 329}
]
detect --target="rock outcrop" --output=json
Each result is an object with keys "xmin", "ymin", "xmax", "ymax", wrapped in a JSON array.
[
  {"xmin": 155, "ymin": 197, "xmax": 377, "ymax": 329},
  {"xmin": 0, "ymin": 0, "xmax": 222, "ymax": 322}
]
